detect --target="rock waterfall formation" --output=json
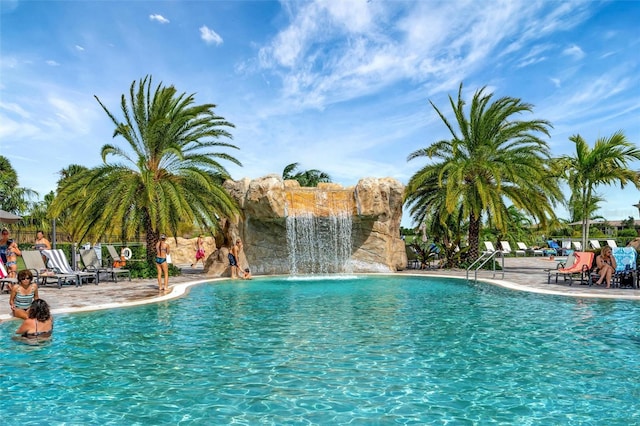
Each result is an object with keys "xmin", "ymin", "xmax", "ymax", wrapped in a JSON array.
[{"xmin": 218, "ymin": 175, "xmax": 406, "ymax": 275}]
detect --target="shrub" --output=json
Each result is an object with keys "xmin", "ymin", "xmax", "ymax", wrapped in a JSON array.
[{"xmin": 125, "ymin": 261, "xmax": 181, "ymax": 279}]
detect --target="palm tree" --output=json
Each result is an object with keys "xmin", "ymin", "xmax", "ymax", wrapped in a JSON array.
[
  {"xmin": 406, "ymin": 83, "xmax": 563, "ymax": 260},
  {"xmin": 0, "ymin": 155, "xmax": 37, "ymax": 215},
  {"xmin": 282, "ymin": 162, "xmax": 332, "ymax": 187},
  {"xmin": 51, "ymin": 76, "xmax": 241, "ymax": 263},
  {"xmin": 556, "ymin": 131, "xmax": 640, "ymax": 250}
]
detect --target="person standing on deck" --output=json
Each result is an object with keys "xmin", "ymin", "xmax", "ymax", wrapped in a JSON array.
[{"xmin": 155, "ymin": 234, "xmax": 170, "ymax": 293}]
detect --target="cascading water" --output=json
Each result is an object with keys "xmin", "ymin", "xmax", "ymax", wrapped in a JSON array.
[{"xmin": 285, "ymin": 190, "xmax": 354, "ymax": 275}]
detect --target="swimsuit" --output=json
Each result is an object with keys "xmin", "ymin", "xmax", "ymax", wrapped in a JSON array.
[
  {"xmin": 14, "ymin": 287, "xmax": 35, "ymax": 310},
  {"xmin": 34, "ymin": 243, "xmax": 47, "ymax": 251},
  {"xmin": 156, "ymin": 243, "xmax": 168, "ymax": 264},
  {"xmin": 22, "ymin": 319, "xmax": 52, "ymax": 338},
  {"xmin": 196, "ymin": 248, "xmax": 205, "ymax": 260},
  {"xmin": 228, "ymin": 253, "xmax": 237, "ymax": 266}
]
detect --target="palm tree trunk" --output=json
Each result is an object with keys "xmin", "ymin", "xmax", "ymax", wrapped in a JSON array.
[
  {"xmin": 582, "ymin": 188, "xmax": 589, "ymax": 251},
  {"xmin": 468, "ymin": 212, "xmax": 481, "ymax": 260},
  {"xmin": 142, "ymin": 210, "xmax": 157, "ymax": 266}
]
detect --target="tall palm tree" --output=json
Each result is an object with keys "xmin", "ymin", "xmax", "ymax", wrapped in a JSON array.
[
  {"xmin": 51, "ymin": 76, "xmax": 241, "ymax": 263},
  {"xmin": 556, "ymin": 131, "xmax": 640, "ymax": 250},
  {"xmin": 282, "ymin": 162, "xmax": 332, "ymax": 187},
  {"xmin": 406, "ymin": 83, "xmax": 562, "ymax": 260}
]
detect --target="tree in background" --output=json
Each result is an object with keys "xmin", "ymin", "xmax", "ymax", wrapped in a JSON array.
[
  {"xmin": 556, "ymin": 131, "xmax": 640, "ymax": 251},
  {"xmin": 406, "ymin": 83, "xmax": 562, "ymax": 260},
  {"xmin": 0, "ymin": 155, "xmax": 37, "ymax": 215},
  {"xmin": 282, "ymin": 162, "xmax": 332, "ymax": 187},
  {"xmin": 51, "ymin": 76, "xmax": 241, "ymax": 263}
]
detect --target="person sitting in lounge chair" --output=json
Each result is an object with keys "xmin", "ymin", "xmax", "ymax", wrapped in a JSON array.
[{"xmin": 594, "ymin": 246, "xmax": 616, "ymax": 288}]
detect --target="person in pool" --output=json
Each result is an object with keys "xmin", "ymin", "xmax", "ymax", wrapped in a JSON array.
[
  {"xmin": 155, "ymin": 234, "xmax": 170, "ymax": 293},
  {"xmin": 241, "ymin": 268, "xmax": 252, "ymax": 280},
  {"xmin": 10, "ymin": 269, "xmax": 39, "ymax": 319},
  {"xmin": 15, "ymin": 299, "xmax": 53, "ymax": 340}
]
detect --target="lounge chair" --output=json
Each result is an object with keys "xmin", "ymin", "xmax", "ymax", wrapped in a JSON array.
[
  {"xmin": 548, "ymin": 251, "xmax": 594, "ymax": 286},
  {"xmin": 79, "ymin": 248, "xmax": 107, "ymax": 280},
  {"xmin": 81, "ymin": 248, "xmax": 131, "ymax": 283},
  {"xmin": 612, "ymin": 247, "xmax": 637, "ymax": 288},
  {"xmin": 572, "ymin": 241, "xmax": 583, "ymax": 251},
  {"xmin": 517, "ymin": 242, "xmax": 543, "ymax": 256},
  {"xmin": 405, "ymin": 246, "xmax": 419, "ymax": 269},
  {"xmin": 589, "ymin": 240, "xmax": 601, "ymax": 250},
  {"xmin": 561, "ymin": 240, "xmax": 572, "ymax": 256},
  {"xmin": 106, "ymin": 245, "xmax": 128, "ymax": 268},
  {"xmin": 606, "ymin": 239, "xmax": 617, "ymax": 248},
  {"xmin": 42, "ymin": 249, "xmax": 98, "ymax": 286},
  {"xmin": 546, "ymin": 252, "xmax": 577, "ymax": 283},
  {"xmin": 484, "ymin": 241, "xmax": 498, "ymax": 254},
  {"xmin": 501, "ymin": 241, "xmax": 524, "ymax": 257},
  {"xmin": 545, "ymin": 240, "xmax": 560, "ymax": 256},
  {"xmin": 0, "ymin": 258, "xmax": 17, "ymax": 293},
  {"xmin": 22, "ymin": 250, "xmax": 78, "ymax": 288}
]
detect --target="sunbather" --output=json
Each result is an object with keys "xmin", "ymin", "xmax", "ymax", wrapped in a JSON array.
[{"xmin": 594, "ymin": 246, "xmax": 616, "ymax": 288}]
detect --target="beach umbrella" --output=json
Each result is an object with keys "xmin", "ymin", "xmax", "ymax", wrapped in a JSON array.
[{"xmin": 0, "ymin": 209, "xmax": 22, "ymax": 224}]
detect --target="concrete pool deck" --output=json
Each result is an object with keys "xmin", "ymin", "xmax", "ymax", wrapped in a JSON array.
[{"xmin": 1, "ymin": 256, "xmax": 639, "ymax": 323}]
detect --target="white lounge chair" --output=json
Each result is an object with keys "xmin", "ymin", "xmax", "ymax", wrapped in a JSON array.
[
  {"xmin": 501, "ymin": 241, "xmax": 524, "ymax": 257},
  {"xmin": 484, "ymin": 241, "xmax": 501, "ymax": 255},
  {"xmin": 42, "ymin": 249, "xmax": 98, "ymax": 286},
  {"xmin": 517, "ymin": 242, "xmax": 542, "ymax": 256},
  {"xmin": 606, "ymin": 239, "xmax": 617, "ymax": 248},
  {"xmin": 589, "ymin": 240, "xmax": 601, "ymax": 250},
  {"xmin": 572, "ymin": 241, "xmax": 583, "ymax": 251}
]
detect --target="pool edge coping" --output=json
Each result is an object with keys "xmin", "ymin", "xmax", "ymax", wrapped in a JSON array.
[{"xmin": 3, "ymin": 272, "xmax": 639, "ymax": 323}]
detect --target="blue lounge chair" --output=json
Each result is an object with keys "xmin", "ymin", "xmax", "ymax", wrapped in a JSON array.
[
  {"xmin": 612, "ymin": 247, "xmax": 637, "ymax": 288},
  {"xmin": 544, "ymin": 240, "xmax": 560, "ymax": 256}
]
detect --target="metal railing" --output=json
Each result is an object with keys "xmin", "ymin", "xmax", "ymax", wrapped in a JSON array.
[{"xmin": 466, "ymin": 250, "xmax": 505, "ymax": 281}]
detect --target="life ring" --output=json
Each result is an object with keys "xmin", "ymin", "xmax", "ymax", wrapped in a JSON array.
[{"xmin": 121, "ymin": 247, "xmax": 133, "ymax": 260}]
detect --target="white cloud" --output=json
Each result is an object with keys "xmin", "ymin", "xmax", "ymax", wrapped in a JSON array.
[
  {"xmin": 46, "ymin": 60, "xmax": 60, "ymax": 66},
  {"xmin": 563, "ymin": 44, "xmax": 585, "ymax": 60},
  {"xmin": 75, "ymin": 45, "xmax": 85, "ymax": 51},
  {"xmin": 550, "ymin": 77, "xmax": 561, "ymax": 88},
  {"xmin": 0, "ymin": 101, "xmax": 31, "ymax": 119},
  {"xmin": 200, "ymin": 25, "xmax": 223, "ymax": 45},
  {"xmin": 150, "ymin": 14, "xmax": 170, "ymax": 24}
]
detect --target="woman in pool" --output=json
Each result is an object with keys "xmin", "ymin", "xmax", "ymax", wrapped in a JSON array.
[
  {"xmin": 15, "ymin": 299, "xmax": 53, "ymax": 340},
  {"xmin": 155, "ymin": 234, "xmax": 170, "ymax": 293},
  {"xmin": 594, "ymin": 245, "xmax": 617, "ymax": 288},
  {"xmin": 10, "ymin": 269, "xmax": 39, "ymax": 319}
]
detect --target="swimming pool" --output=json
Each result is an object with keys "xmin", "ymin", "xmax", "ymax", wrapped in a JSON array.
[{"xmin": 1, "ymin": 275, "xmax": 639, "ymax": 424}]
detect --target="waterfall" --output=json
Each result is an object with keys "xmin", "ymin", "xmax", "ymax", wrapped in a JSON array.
[{"xmin": 285, "ymin": 190, "xmax": 354, "ymax": 275}]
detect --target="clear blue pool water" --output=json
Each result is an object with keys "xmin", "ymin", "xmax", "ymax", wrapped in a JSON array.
[{"xmin": 1, "ymin": 275, "xmax": 640, "ymax": 425}]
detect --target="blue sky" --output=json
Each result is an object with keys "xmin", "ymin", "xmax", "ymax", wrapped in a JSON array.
[{"xmin": 1, "ymin": 0, "xmax": 639, "ymax": 227}]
